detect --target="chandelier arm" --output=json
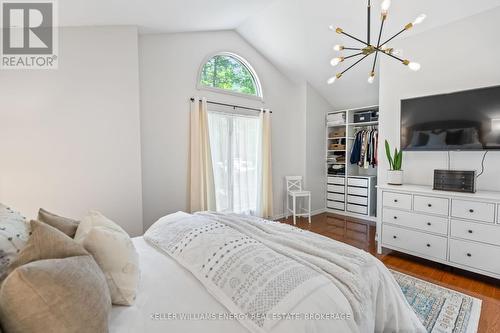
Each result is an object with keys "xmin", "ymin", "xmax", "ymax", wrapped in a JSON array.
[
  {"xmin": 371, "ymin": 53, "xmax": 379, "ymax": 75},
  {"xmin": 345, "ymin": 52, "xmax": 364, "ymax": 60},
  {"xmin": 340, "ymin": 54, "xmax": 371, "ymax": 76},
  {"xmin": 380, "ymin": 28, "xmax": 406, "ymax": 47},
  {"xmin": 367, "ymin": 0, "xmax": 371, "ymax": 45},
  {"xmin": 371, "ymin": 14, "xmax": 386, "ymax": 73},
  {"xmin": 379, "ymin": 51, "xmax": 405, "ymax": 63},
  {"xmin": 340, "ymin": 31, "xmax": 370, "ymax": 47},
  {"xmin": 344, "ymin": 47, "xmax": 362, "ymax": 51}
]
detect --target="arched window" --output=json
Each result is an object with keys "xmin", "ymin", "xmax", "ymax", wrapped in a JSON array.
[{"xmin": 198, "ymin": 53, "xmax": 262, "ymax": 99}]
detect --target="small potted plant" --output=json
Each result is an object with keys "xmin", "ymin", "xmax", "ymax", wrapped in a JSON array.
[{"xmin": 385, "ymin": 140, "xmax": 403, "ymax": 185}]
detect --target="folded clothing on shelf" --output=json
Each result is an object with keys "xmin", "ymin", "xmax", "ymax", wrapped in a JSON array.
[{"xmin": 327, "ymin": 113, "xmax": 346, "ymax": 124}]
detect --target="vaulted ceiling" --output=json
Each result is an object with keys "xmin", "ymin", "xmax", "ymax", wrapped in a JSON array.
[
  {"xmin": 59, "ymin": 0, "xmax": 273, "ymax": 33},
  {"xmin": 237, "ymin": 0, "xmax": 500, "ymax": 109},
  {"xmin": 59, "ymin": 0, "xmax": 500, "ymax": 109}
]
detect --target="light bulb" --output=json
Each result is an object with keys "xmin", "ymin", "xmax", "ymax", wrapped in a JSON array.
[
  {"xmin": 327, "ymin": 74, "xmax": 342, "ymax": 84},
  {"xmin": 408, "ymin": 62, "xmax": 421, "ymax": 71},
  {"xmin": 413, "ymin": 14, "xmax": 427, "ymax": 25},
  {"xmin": 333, "ymin": 44, "xmax": 344, "ymax": 51},
  {"xmin": 381, "ymin": 0, "xmax": 391, "ymax": 11},
  {"xmin": 368, "ymin": 75, "xmax": 375, "ymax": 84},
  {"xmin": 330, "ymin": 57, "xmax": 344, "ymax": 67},
  {"xmin": 328, "ymin": 25, "xmax": 335, "ymax": 31}
]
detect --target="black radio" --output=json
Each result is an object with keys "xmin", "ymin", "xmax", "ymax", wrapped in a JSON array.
[{"xmin": 433, "ymin": 170, "xmax": 476, "ymax": 193}]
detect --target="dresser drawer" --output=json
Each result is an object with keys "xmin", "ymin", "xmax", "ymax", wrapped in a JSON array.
[
  {"xmin": 451, "ymin": 220, "xmax": 500, "ymax": 246},
  {"xmin": 382, "ymin": 224, "xmax": 447, "ymax": 260},
  {"xmin": 327, "ymin": 201, "xmax": 345, "ymax": 211},
  {"xmin": 327, "ymin": 193, "xmax": 345, "ymax": 202},
  {"xmin": 383, "ymin": 208, "xmax": 448, "ymax": 236},
  {"xmin": 347, "ymin": 177, "xmax": 368, "ymax": 188},
  {"xmin": 449, "ymin": 239, "xmax": 500, "ymax": 275},
  {"xmin": 347, "ymin": 204, "xmax": 368, "ymax": 215},
  {"xmin": 451, "ymin": 200, "xmax": 495, "ymax": 223},
  {"xmin": 327, "ymin": 185, "xmax": 345, "ymax": 194},
  {"xmin": 347, "ymin": 195, "xmax": 368, "ymax": 206},
  {"xmin": 414, "ymin": 195, "xmax": 449, "ymax": 216},
  {"xmin": 348, "ymin": 186, "xmax": 368, "ymax": 197},
  {"xmin": 383, "ymin": 192, "xmax": 412, "ymax": 210},
  {"xmin": 328, "ymin": 176, "xmax": 345, "ymax": 185}
]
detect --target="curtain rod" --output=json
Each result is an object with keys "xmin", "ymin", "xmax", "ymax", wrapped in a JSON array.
[{"xmin": 190, "ymin": 98, "xmax": 272, "ymax": 113}]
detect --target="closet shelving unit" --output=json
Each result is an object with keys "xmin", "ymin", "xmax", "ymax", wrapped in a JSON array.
[{"xmin": 326, "ymin": 106, "xmax": 379, "ymax": 222}]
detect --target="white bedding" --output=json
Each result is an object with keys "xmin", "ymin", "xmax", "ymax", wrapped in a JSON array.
[
  {"xmin": 110, "ymin": 213, "xmax": 357, "ymax": 333},
  {"xmin": 111, "ymin": 212, "xmax": 424, "ymax": 333},
  {"xmin": 110, "ymin": 238, "xmax": 357, "ymax": 333}
]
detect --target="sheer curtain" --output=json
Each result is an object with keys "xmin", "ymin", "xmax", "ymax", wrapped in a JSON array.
[
  {"xmin": 257, "ymin": 110, "xmax": 273, "ymax": 218},
  {"xmin": 208, "ymin": 109, "xmax": 260, "ymax": 215}
]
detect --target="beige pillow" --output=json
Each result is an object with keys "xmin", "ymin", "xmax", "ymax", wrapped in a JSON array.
[
  {"xmin": 8, "ymin": 220, "xmax": 88, "ymax": 273},
  {"xmin": 75, "ymin": 211, "xmax": 139, "ymax": 306},
  {"xmin": 38, "ymin": 208, "xmax": 80, "ymax": 238},
  {"xmin": 0, "ymin": 256, "xmax": 111, "ymax": 333}
]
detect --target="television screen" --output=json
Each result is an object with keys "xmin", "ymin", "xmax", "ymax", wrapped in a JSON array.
[{"xmin": 401, "ymin": 85, "xmax": 500, "ymax": 151}]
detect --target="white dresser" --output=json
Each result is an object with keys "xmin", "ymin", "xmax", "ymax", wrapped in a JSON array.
[{"xmin": 377, "ymin": 184, "xmax": 500, "ymax": 279}]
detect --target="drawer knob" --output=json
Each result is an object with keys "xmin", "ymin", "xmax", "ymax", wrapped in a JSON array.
[
  {"xmin": 427, "ymin": 204, "xmax": 432, "ymax": 207},
  {"xmin": 468, "ymin": 230, "xmax": 473, "ymax": 234},
  {"xmin": 394, "ymin": 199, "xmax": 398, "ymax": 203},
  {"xmin": 467, "ymin": 253, "xmax": 472, "ymax": 257},
  {"xmin": 427, "ymin": 222, "xmax": 432, "ymax": 226},
  {"xmin": 393, "ymin": 216, "xmax": 398, "ymax": 220},
  {"xmin": 426, "ymin": 243, "xmax": 431, "ymax": 248},
  {"xmin": 469, "ymin": 209, "xmax": 474, "ymax": 213},
  {"xmin": 393, "ymin": 235, "xmax": 397, "ymax": 239}
]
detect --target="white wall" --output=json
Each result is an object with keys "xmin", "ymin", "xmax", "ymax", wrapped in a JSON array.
[
  {"xmin": 139, "ymin": 30, "xmax": 307, "ymax": 228},
  {"xmin": 305, "ymin": 83, "xmax": 330, "ymax": 212},
  {"xmin": 378, "ymin": 8, "xmax": 500, "ymax": 190},
  {"xmin": 0, "ymin": 26, "xmax": 144, "ymax": 236}
]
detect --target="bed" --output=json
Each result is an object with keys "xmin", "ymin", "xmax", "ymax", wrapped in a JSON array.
[{"xmin": 110, "ymin": 212, "xmax": 425, "ymax": 333}]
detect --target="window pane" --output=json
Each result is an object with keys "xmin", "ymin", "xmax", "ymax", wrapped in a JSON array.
[
  {"xmin": 232, "ymin": 116, "xmax": 259, "ymax": 214},
  {"xmin": 207, "ymin": 112, "xmax": 231, "ymax": 213},
  {"xmin": 201, "ymin": 55, "xmax": 258, "ymax": 96},
  {"xmin": 208, "ymin": 111, "xmax": 260, "ymax": 215}
]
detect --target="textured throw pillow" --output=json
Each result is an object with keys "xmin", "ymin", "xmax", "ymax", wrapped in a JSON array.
[
  {"xmin": 8, "ymin": 220, "xmax": 88, "ymax": 273},
  {"xmin": 0, "ymin": 204, "xmax": 30, "ymax": 280},
  {"xmin": 446, "ymin": 129, "xmax": 464, "ymax": 146},
  {"xmin": 0, "ymin": 256, "xmax": 111, "ymax": 333},
  {"xmin": 75, "ymin": 211, "xmax": 139, "ymax": 306},
  {"xmin": 426, "ymin": 131, "xmax": 447, "ymax": 146},
  {"xmin": 37, "ymin": 208, "xmax": 80, "ymax": 238}
]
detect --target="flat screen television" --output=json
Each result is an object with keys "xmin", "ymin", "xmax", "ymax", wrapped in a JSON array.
[{"xmin": 401, "ymin": 85, "xmax": 500, "ymax": 151}]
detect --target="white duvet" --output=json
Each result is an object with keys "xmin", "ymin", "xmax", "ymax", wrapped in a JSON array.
[{"xmin": 111, "ymin": 212, "xmax": 425, "ymax": 333}]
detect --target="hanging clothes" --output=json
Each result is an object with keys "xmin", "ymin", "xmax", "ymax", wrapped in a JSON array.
[{"xmin": 350, "ymin": 127, "xmax": 378, "ymax": 168}]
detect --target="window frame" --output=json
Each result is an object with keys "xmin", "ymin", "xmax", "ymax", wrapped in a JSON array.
[{"xmin": 197, "ymin": 52, "xmax": 264, "ymax": 101}]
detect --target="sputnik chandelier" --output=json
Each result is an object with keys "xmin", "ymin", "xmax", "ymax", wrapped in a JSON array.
[{"xmin": 327, "ymin": 0, "xmax": 426, "ymax": 84}]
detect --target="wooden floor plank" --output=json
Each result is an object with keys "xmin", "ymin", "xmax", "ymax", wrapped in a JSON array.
[{"xmin": 279, "ymin": 213, "xmax": 500, "ymax": 333}]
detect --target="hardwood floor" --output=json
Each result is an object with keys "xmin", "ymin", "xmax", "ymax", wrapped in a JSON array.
[{"xmin": 280, "ymin": 213, "xmax": 500, "ymax": 333}]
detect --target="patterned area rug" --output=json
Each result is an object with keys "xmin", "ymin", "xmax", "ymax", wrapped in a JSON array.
[{"xmin": 391, "ymin": 270, "xmax": 482, "ymax": 333}]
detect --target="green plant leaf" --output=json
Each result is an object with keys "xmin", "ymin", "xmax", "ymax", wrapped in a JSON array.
[
  {"xmin": 385, "ymin": 140, "xmax": 393, "ymax": 170},
  {"xmin": 394, "ymin": 148, "xmax": 398, "ymax": 170},
  {"xmin": 397, "ymin": 150, "xmax": 403, "ymax": 170}
]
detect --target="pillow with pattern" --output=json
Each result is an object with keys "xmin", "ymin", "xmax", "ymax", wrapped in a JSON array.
[{"xmin": 0, "ymin": 204, "xmax": 30, "ymax": 281}]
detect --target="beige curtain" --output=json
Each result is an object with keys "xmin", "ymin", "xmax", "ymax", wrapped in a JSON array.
[
  {"xmin": 189, "ymin": 97, "xmax": 216, "ymax": 212},
  {"xmin": 258, "ymin": 110, "xmax": 273, "ymax": 218}
]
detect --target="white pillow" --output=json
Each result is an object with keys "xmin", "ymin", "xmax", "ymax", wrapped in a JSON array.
[
  {"xmin": 0, "ymin": 204, "xmax": 30, "ymax": 281},
  {"xmin": 74, "ymin": 211, "xmax": 139, "ymax": 306}
]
